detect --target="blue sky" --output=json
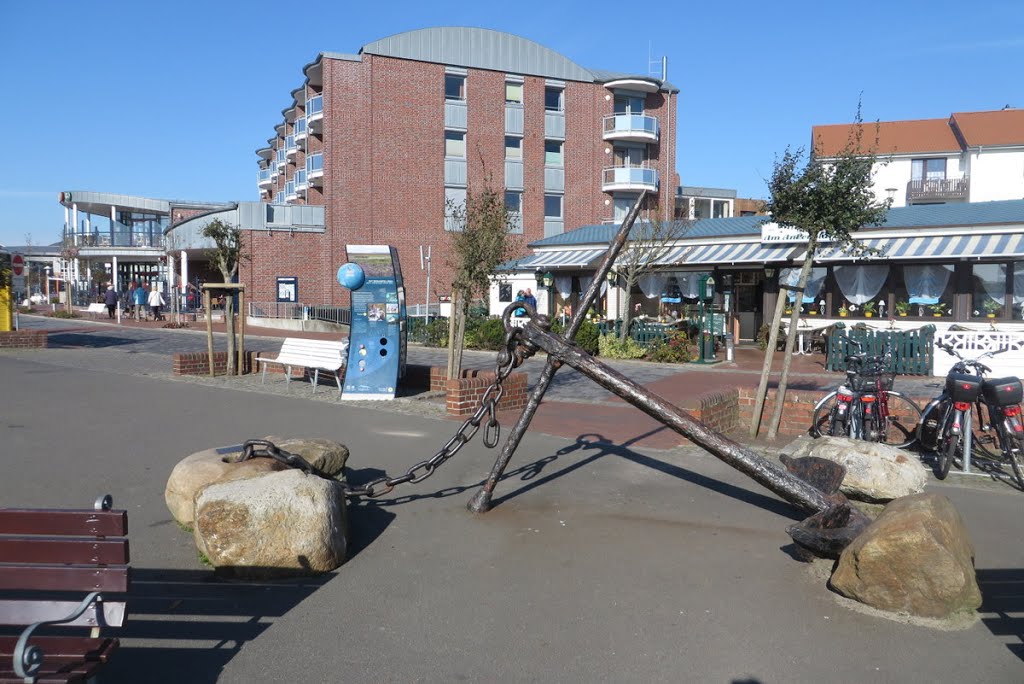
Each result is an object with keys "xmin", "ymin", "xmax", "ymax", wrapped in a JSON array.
[{"xmin": 1, "ymin": 0, "xmax": 1022, "ymax": 247}]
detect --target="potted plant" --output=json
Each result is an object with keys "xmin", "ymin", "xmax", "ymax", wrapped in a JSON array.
[
  {"xmin": 984, "ymin": 299, "xmax": 1002, "ymax": 318},
  {"xmin": 929, "ymin": 302, "xmax": 946, "ymax": 317},
  {"xmin": 895, "ymin": 300, "xmax": 910, "ymax": 316},
  {"xmin": 838, "ymin": 305, "xmax": 849, "ymax": 318},
  {"xmin": 862, "ymin": 301, "xmax": 876, "ymax": 318}
]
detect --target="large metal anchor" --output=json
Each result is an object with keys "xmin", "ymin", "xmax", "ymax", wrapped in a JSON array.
[{"xmin": 467, "ymin": 192, "xmax": 869, "ymax": 558}]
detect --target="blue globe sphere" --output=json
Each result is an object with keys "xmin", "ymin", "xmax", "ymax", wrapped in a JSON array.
[{"xmin": 337, "ymin": 263, "xmax": 365, "ymax": 290}]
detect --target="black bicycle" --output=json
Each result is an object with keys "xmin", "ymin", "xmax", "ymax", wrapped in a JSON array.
[
  {"xmin": 811, "ymin": 338, "xmax": 922, "ymax": 448},
  {"xmin": 916, "ymin": 342, "xmax": 1024, "ymax": 489}
]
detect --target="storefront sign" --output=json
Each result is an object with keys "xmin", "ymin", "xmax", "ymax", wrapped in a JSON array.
[{"xmin": 760, "ymin": 222, "xmax": 835, "ymax": 244}]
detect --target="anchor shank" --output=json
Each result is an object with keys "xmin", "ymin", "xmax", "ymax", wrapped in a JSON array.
[{"xmin": 521, "ymin": 324, "xmax": 834, "ymax": 515}]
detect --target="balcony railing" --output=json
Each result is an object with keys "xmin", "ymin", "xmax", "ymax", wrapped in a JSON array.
[
  {"xmin": 307, "ymin": 95, "xmax": 323, "ymax": 133},
  {"xmin": 295, "ymin": 169, "xmax": 307, "ymax": 192},
  {"xmin": 276, "ymin": 149, "xmax": 287, "ymax": 168},
  {"xmin": 285, "ymin": 180, "xmax": 297, "ymax": 201},
  {"xmin": 306, "ymin": 153, "xmax": 324, "ymax": 185},
  {"xmin": 285, "ymin": 135, "xmax": 297, "ymax": 158},
  {"xmin": 257, "ymin": 168, "xmax": 274, "ymax": 188},
  {"xmin": 906, "ymin": 177, "xmax": 969, "ymax": 203},
  {"xmin": 602, "ymin": 164, "xmax": 659, "ymax": 192},
  {"xmin": 602, "ymin": 113, "xmax": 659, "ymax": 142}
]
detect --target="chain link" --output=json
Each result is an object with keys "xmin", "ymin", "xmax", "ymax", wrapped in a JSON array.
[{"xmin": 240, "ymin": 316, "xmax": 540, "ymax": 499}]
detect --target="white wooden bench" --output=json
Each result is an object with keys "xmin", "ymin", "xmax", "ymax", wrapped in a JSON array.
[{"xmin": 256, "ymin": 337, "xmax": 349, "ymax": 394}]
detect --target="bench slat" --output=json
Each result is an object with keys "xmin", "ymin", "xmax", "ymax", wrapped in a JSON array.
[
  {"xmin": 0, "ymin": 565, "xmax": 129, "ymax": 593},
  {"xmin": 0, "ymin": 511, "xmax": 127, "ymax": 537},
  {"xmin": 0, "ymin": 600, "xmax": 126, "ymax": 629},
  {"xmin": 0, "ymin": 537, "xmax": 129, "ymax": 565},
  {"xmin": 0, "ymin": 636, "xmax": 117, "ymax": 684}
]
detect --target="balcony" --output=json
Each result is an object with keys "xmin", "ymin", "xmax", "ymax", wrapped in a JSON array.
[
  {"xmin": 295, "ymin": 169, "xmax": 308, "ymax": 194},
  {"xmin": 306, "ymin": 153, "xmax": 324, "ymax": 186},
  {"xmin": 294, "ymin": 117, "xmax": 307, "ymax": 148},
  {"xmin": 257, "ymin": 168, "xmax": 274, "ymax": 188},
  {"xmin": 603, "ymin": 114, "xmax": 659, "ymax": 143},
  {"xmin": 285, "ymin": 135, "xmax": 297, "ymax": 159},
  {"xmin": 906, "ymin": 177, "xmax": 969, "ymax": 203},
  {"xmin": 602, "ymin": 164, "xmax": 659, "ymax": 192},
  {"xmin": 307, "ymin": 95, "xmax": 323, "ymax": 133},
  {"xmin": 275, "ymin": 149, "xmax": 287, "ymax": 169},
  {"xmin": 285, "ymin": 180, "xmax": 297, "ymax": 202}
]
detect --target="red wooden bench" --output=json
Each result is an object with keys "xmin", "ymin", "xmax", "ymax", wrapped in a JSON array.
[{"xmin": 0, "ymin": 495, "xmax": 129, "ymax": 684}]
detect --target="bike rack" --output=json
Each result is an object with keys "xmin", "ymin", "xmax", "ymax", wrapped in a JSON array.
[{"xmin": 466, "ymin": 193, "xmax": 871, "ymax": 558}]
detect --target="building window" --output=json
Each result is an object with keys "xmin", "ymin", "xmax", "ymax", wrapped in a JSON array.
[
  {"xmin": 499, "ymin": 282, "xmax": 513, "ymax": 303},
  {"xmin": 504, "ymin": 191, "xmax": 522, "ymax": 214},
  {"xmin": 445, "ymin": 131, "xmax": 466, "ymax": 158},
  {"xmin": 544, "ymin": 140, "xmax": 563, "ymax": 166},
  {"xmin": 505, "ymin": 81, "xmax": 523, "ymax": 105},
  {"xmin": 912, "ymin": 158, "xmax": 947, "ymax": 180},
  {"xmin": 445, "ymin": 74, "xmax": 466, "ymax": 101},
  {"xmin": 544, "ymin": 86, "xmax": 564, "ymax": 112},
  {"xmin": 445, "ymin": 187, "xmax": 467, "ymax": 232},
  {"xmin": 505, "ymin": 136, "xmax": 522, "ymax": 160},
  {"xmin": 544, "ymin": 194, "xmax": 562, "ymax": 219},
  {"xmin": 614, "ymin": 94, "xmax": 645, "ymax": 114},
  {"xmin": 971, "ymin": 263, "xmax": 1008, "ymax": 319}
]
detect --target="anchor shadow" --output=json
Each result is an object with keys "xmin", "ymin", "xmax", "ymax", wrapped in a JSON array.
[{"xmin": 976, "ymin": 567, "xmax": 1024, "ymax": 661}]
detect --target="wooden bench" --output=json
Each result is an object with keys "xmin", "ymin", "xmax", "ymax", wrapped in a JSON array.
[
  {"xmin": 0, "ymin": 495, "xmax": 129, "ymax": 684},
  {"xmin": 256, "ymin": 337, "xmax": 349, "ymax": 394}
]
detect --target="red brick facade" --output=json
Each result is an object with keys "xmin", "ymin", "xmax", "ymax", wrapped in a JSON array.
[{"xmin": 248, "ymin": 36, "xmax": 678, "ymax": 312}]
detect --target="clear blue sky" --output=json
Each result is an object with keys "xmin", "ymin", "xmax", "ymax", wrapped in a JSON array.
[{"xmin": 2, "ymin": 0, "xmax": 1022, "ymax": 247}]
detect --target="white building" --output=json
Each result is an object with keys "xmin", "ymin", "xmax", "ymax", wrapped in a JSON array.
[{"xmin": 813, "ymin": 108, "xmax": 1024, "ymax": 208}]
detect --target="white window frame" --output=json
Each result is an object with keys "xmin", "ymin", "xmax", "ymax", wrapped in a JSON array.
[
  {"xmin": 544, "ymin": 193, "xmax": 563, "ymax": 219},
  {"xmin": 445, "ymin": 130, "xmax": 466, "ymax": 159}
]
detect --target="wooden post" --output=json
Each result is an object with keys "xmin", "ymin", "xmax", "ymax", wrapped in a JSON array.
[
  {"xmin": 205, "ymin": 290, "xmax": 214, "ymax": 376},
  {"xmin": 238, "ymin": 289, "xmax": 245, "ymax": 375},
  {"xmin": 749, "ymin": 286, "xmax": 790, "ymax": 437}
]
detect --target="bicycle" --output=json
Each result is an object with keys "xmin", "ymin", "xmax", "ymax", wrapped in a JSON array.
[
  {"xmin": 916, "ymin": 342, "xmax": 1024, "ymax": 489},
  {"xmin": 811, "ymin": 337, "xmax": 922, "ymax": 448}
]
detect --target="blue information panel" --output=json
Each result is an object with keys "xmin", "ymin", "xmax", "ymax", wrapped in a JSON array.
[{"xmin": 338, "ymin": 245, "xmax": 406, "ymax": 400}]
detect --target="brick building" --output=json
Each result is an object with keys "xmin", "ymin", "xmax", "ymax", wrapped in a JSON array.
[{"xmin": 251, "ymin": 26, "xmax": 679, "ymax": 310}]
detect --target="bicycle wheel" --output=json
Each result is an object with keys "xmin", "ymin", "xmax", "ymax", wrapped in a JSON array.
[
  {"xmin": 878, "ymin": 391, "xmax": 923, "ymax": 448},
  {"xmin": 811, "ymin": 392, "xmax": 839, "ymax": 438},
  {"xmin": 937, "ymin": 424, "xmax": 960, "ymax": 480},
  {"xmin": 1001, "ymin": 429, "xmax": 1024, "ymax": 491}
]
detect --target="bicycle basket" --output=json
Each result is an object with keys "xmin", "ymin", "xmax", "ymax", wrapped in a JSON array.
[{"xmin": 850, "ymin": 371, "xmax": 894, "ymax": 392}]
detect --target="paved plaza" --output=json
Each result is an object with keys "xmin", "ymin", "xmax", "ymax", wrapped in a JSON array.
[{"xmin": 1, "ymin": 315, "xmax": 1021, "ymax": 682}]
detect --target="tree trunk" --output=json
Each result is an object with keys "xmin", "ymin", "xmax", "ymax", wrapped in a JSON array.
[
  {"xmin": 749, "ymin": 286, "xmax": 789, "ymax": 437},
  {"xmin": 224, "ymin": 290, "xmax": 236, "ymax": 376},
  {"xmin": 766, "ymin": 251, "xmax": 816, "ymax": 440},
  {"xmin": 619, "ymin": 277, "xmax": 634, "ymax": 342},
  {"xmin": 445, "ymin": 289, "xmax": 466, "ymax": 380}
]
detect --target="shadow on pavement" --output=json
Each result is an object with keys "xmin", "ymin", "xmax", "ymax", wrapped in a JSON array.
[
  {"xmin": 103, "ymin": 568, "xmax": 334, "ymax": 683},
  {"xmin": 46, "ymin": 331, "xmax": 157, "ymax": 349},
  {"xmin": 977, "ymin": 567, "xmax": 1024, "ymax": 661}
]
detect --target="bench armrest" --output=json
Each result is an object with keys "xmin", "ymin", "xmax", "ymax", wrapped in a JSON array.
[{"xmin": 14, "ymin": 591, "xmax": 102, "ymax": 681}]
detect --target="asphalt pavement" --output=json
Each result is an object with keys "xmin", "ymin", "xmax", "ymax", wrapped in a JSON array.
[{"xmin": 1, "ymin": 315, "xmax": 1021, "ymax": 682}]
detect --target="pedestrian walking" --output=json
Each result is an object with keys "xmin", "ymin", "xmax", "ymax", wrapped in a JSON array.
[
  {"xmin": 147, "ymin": 284, "xmax": 166, "ymax": 321},
  {"xmin": 133, "ymin": 282, "xmax": 147, "ymax": 320},
  {"xmin": 104, "ymin": 285, "xmax": 117, "ymax": 319},
  {"xmin": 523, "ymin": 288, "xmax": 537, "ymax": 312}
]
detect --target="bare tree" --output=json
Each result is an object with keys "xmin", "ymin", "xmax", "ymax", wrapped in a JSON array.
[
  {"xmin": 202, "ymin": 219, "xmax": 248, "ymax": 376},
  {"xmin": 445, "ymin": 186, "xmax": 522, "ymax": 380},
  {"xmin": 614, "ymin": 218, "xmax": 691, "ymax": 342},
  {"xmin": 751, "ymin": 104, "xmax": 890, "ymax": 439}
]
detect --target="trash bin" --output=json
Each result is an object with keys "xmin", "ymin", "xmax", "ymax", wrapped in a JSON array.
[
  {"xmin": 724, "ymin": 333, "xmax": 734, "ymax": 362},
  {"xmin": 702, "ymin": 335, "xmax": 715, "ymax": 361}
]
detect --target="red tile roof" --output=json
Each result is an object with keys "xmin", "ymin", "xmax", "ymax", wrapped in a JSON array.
[
  {"xmin": 812, "ymin": 118, "xmax": 960, "ymax": 157},
  {"xmin": 950, "ymin": 109, "xmax": 1024, "ymax": 147}
]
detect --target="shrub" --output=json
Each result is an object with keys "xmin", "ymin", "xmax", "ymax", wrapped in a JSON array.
[
  {"xmin": 756, "ymin": 324, "xmax": 786, "ymax": 351},
  {"xmin": 51, "ymin": 310, "xmax": 79, "ymax": 319},
  {"xmin": 575, "ymin": 320, "xmax": 600, "ymax": 355},
  {"xmin": 420, "ymin": 317, "xmax": 449, "ymax": 347},
  {"xmin": 474, "ymin": 317, "xmax": 507, "ymax": 351},
  {"xmin": 645, "ymin": 330, "xmax": 693, "ymax": 363},
  {"xmin": 598, "ymin": 334, "xmax": 646, "ymax": 359}
]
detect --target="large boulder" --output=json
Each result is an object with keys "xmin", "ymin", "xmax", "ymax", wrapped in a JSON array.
[
  {"xmin": 786, "ymin": 436, "xmax": 928, "ymax": 502},
  {"xmin": 193, "ymin": 469, "xmax": 348, "ymax": 578},
  {"xmin": 830, "ymin": 493, "xmax": 981, "ymax": 619},
  {"xmin": 262, "ymin": 436, "xmax": 349, "ymax": 477},
  {"xmin": 165, "ymin": 448, "xmax": 287, "ymax": 527}
]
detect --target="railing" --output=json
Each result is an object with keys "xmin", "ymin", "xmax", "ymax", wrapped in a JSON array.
[
  {"xmin": 258, "ymin": 168, "xmax": 273, "ymax": 187},
  {"xmin": 825, "ymin": 323, "xmax": 935, "ymax": 375},
  {"xmin": 602, "ymin": 114, "xmax": 659, "ymax": 140},
  {"xmin": 276, "ymin": 149, "xmax": 287, "ymax": 167},
  {"xmin": 306, "ymin": 96, "xmax": 323, "ymax": 119},
  {"xmin": 248, "ymin": 301, "xmax": 351, "ymax": 326},
  {"xmin": 295, "ymin": 169, "xmax": 307, "ymax": 191},
  {"xmin": 906, "ymin": 177, "xmax": 969, "ymax": 202},
  {"xmin": 294, "ymin": 117, "xmax": 307, "ymax": 137},
  {"xmin": 285, "ymin": 135, "xmax": 297, "ymax": 157},
  {"xmin": 602, "ymin": 164, "xmax": 659, "ymax": 191},
  {"xmin": 306, "ymin": 153, "xmax": 323, "ymax": 180}
]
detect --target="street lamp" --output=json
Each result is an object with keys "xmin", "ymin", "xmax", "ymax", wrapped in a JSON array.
[
  {"xmin": 44, "ymin": 266, "xmax": 51, "ymax": 302},
  {"xmin": 606, "ymin": 270, "xmax": 617, "ymax": 323},
  {"xmin": 534, "ymin": 269, "xmax": 554, "ymax": 316}
]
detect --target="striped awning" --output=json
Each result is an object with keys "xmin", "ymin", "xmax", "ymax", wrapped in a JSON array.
[
  {"xmin": 813, "ymin": 233, "xmax": 1024, "ymax": 261},
  {"xmin": 516, "ymin": 248, "xmax": 607, "ymax": 269},
  {"xmin": 682, "ymin": 241, "xmax": 802, "ymax": 264},
  {"xmin": 614, "ymin": 244, "xmax": 691, "ymax": 268}
]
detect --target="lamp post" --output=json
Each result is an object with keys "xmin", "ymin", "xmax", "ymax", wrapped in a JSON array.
[
  {"xmin": 606, "ymin": 269, "xmax": 617, "ymax": 326},
  {"xmin": 697, "ymin": 274, "xmax": 716, "ymax": 363},
  {"xmin": 44, "ymin": 266, "xmax": 51, "ymax": 303}
]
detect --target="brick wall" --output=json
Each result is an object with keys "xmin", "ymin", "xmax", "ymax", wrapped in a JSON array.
[
  {"xmin": 173, "ymin": 351, "xmax": 258, "ymax": 376},
  {"xmin": 738, "ymin": 387, "xmax": 823, "ymax": 438},
  {"xmin": 444, "ymin": 369, "xmax": 528, "ymax": 416},
  {"xmin": 0, "ymin": 330, "xmax": 48, "ymax": 348}
]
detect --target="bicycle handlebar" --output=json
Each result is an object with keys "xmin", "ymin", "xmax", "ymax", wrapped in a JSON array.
[
  {"xmin": 936, "ymin": 341, "xmax": 1007, "ymax": 375},
  {"xmin": 839, "ymin": 335, "xmax": 891, "ymax": 367}
]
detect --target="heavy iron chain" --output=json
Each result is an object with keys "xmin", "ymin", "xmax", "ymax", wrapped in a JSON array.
[{"xmin": 239, "ymin": 308, "xmax": 540, "ymax": 499}]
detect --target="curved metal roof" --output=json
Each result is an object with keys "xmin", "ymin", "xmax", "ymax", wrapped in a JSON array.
[{"xmin": 361, "ymin": 27, "xmax": 596, "ymax": 82}]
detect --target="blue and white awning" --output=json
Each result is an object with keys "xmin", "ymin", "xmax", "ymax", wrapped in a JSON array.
[
  {"xmin": 813, "ymin": 233, "xmax": 1024, "ymax": 261},
  {"xmin": 516, "ymin": 248, "xmax": 607, "ymax": 269},
  {"xmin": 682, "ymin": 241, "xmax": 802, "ymax": 264}
]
